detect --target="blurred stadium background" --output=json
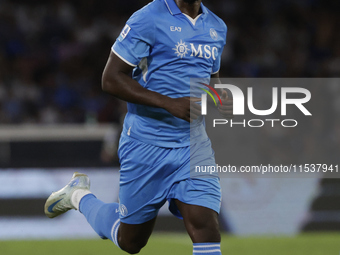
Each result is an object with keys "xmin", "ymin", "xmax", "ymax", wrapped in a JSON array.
[{"xmin": 0, "ymin": 0, "xmax": 339, "ymax": 254}]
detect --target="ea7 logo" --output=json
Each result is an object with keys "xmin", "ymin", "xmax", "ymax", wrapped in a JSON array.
[
  {"xmin": 170, "ymin": 26, "xmax": 182, "ymax": 32},
  {"xmin": 201, "ymin": 85, "xmax": 312, "ymax": 116}
]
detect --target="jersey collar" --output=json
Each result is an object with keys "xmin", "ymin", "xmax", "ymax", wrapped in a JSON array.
[{"xmin": 164, "ymin": 0, "xmax": 208, "ymax": 16}]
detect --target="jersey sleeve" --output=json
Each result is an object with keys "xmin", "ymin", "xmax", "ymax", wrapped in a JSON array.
[
  {"xmin": 112, "ymin": 8, "xmax": 155, "ymax": 67},
  {"xmin": 212, "ymin": 25, "xmax": 227, "ymax": 74}
]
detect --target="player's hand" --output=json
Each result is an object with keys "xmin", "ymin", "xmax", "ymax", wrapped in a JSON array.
[
  {"xmin": 164, "ymin": 97, "xmax": 201, "ymax": 123},
  {"xmin": 218, "ymin": 90, "xmax": 233, "ymax": 119}
]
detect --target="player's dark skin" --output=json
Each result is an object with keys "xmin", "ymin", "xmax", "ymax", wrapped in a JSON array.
[{"xmin": 102, "ymin": 0, "xmax": 232, "ymax": 253}]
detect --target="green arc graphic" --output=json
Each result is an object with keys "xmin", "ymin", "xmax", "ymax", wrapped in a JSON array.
[{"xmin": 200, "ymin": 88, "xmax": 217, "ymax": 106}]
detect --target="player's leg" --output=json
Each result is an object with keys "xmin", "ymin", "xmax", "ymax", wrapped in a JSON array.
[
  {"xmin": 189, "ymin": 137, "xmax": 222, "ymax": 254},
  {"xmin": 167, "ymin": 178, "xmax": 222, "ymax": 255},
  {"xmin": 167, "ymin": 137, "xmax": 222, "ymax": 254},
  {"xmin": 80, "ymin": 135, "xmax": 172, "ymax": 253},
  {"xmin": 44, "ymin": 172, "xmax": 156, "ymax": 254},
  {"xmin": 45, "ymin": 136, "xmax": 173, "ymax": 254},
  {"xmin": 78, "ymin": 193, "xmax": 157, "ymax": 254},
  {"xmin": 176, "ymin": 200, "xmax": 222, "ymax": 255}
]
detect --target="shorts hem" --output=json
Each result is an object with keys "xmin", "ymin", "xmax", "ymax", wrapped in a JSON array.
[{"xmin": 119, "ymin": 213, "xmax": 158, "ymax": 225}]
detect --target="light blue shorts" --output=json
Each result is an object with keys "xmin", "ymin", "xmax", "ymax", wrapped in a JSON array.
[{"xmin": 117, "ymin": 135, "xmax": 221, "ymax": 224}]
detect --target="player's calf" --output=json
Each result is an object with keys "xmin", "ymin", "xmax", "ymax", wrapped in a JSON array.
[{"xmin": 175, "ymin": 200, "xmax": 222, "ymax": 254}]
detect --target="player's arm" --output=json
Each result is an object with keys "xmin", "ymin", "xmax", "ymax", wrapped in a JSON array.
[
  {"xmin": 211, "ymin": 72, "xmax": 233, "ymax": 119},
  {"xmin": 102, "ymin": 51, "xmax": 201, "ymax": 122}
]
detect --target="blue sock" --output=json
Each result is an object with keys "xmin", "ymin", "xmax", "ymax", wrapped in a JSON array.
[
  {"xmin": 79, "ymin": 194, "xmax": 121, "ymax": 248},
  {"xmin": 193, "ymin": 243, "xmax": 221, "ymax": 255}
]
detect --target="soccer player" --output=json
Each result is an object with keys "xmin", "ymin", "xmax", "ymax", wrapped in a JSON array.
[{"xmin": 45, "ymin": 0, "xmax": 231, "ymax": 254}]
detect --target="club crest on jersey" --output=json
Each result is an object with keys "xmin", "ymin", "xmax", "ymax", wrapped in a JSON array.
[
  {"xmin": 210, "ymin": 28, "xmax": 218, "ymax": 41},
  {"xmin": 173, "ymin": 40, "xmax": 219, "ymax": 60},
  {"xmin": 119, "ymin": 204, "xmax": 128, "ymax": 217}
]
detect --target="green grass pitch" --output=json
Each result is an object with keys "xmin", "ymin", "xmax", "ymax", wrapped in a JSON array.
[{"xmin": 1, "ymin": 233, "xmax": 339, "ymax": 255}]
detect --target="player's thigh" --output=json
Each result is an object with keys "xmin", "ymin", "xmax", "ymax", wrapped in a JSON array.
[
  {"xmin": 118, "ymin": 136, "xmax": 168, "ymax": 224},
  {"xmin": 175, "ymin": 199, "xmax": 221, "ymax": 243},
  {"xmin": 167, "ymin": 177, "xmax": 222, "ymax": 243},
  {"xmin": 167, "ymin": 143, "xmax": 222, "ymax": 219}
]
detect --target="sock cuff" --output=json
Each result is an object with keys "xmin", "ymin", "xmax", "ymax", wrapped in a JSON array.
[
  {"xmin": 111, "ymin": 218, "xmax": 121, "ymax": 249},
  {"xmin": 193, "ymin": 243, "xmax": 221, "ymax": 254},
  {"xmin": 71, "ymin": 189, "xmax": 92, "ymax": 210}
]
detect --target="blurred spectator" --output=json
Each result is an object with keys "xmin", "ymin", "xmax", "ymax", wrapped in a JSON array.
[{"xmin": 0, "ymin": 0, "xmax": 339, "ymax": 164}]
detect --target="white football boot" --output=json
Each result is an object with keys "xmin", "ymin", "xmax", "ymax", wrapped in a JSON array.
[{"xmin": 44, "ymin": 172, "xmax": 91, "ymax": 218}]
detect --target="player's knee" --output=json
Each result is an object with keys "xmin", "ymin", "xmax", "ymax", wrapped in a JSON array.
[
  {"xmin": 119, "ymin": 239, "xmax": 147, "ymax": 254},
  {"xmin": 188, "ymin": 218, "xmax": 221, "ymax": 242}
]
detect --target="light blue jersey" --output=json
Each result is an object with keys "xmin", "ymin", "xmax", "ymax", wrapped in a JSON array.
[{"xmin": 112, "ymin": 0, "xmax": 227, "ymax": 147}]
